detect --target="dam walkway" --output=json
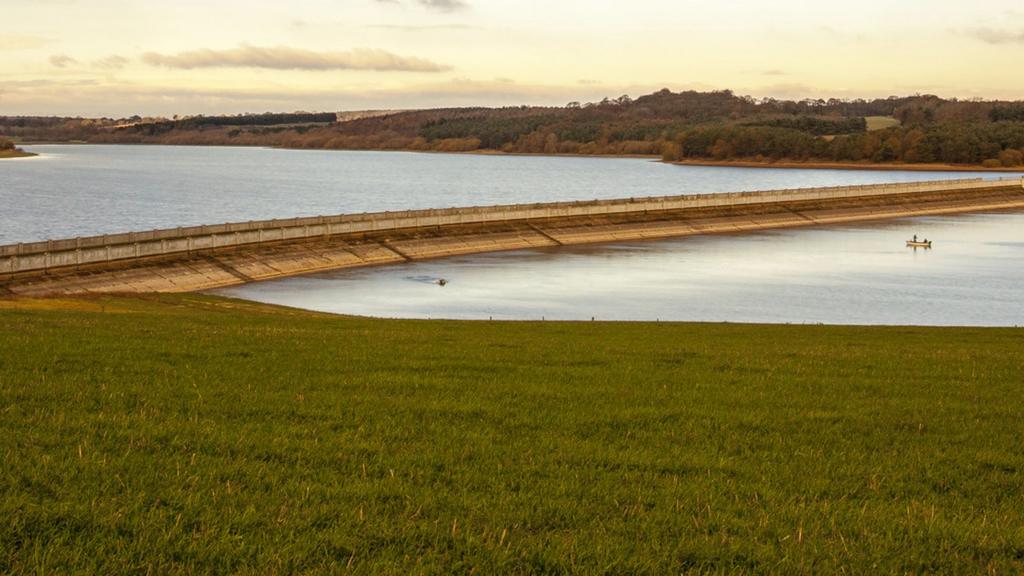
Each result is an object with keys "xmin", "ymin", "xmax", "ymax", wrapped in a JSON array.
[{"xmin": 2, "ymin": 177, "xmax": 1023, "ymax": 296}]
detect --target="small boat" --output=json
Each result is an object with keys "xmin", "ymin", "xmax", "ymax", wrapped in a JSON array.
[
  {"xmin": 436, "ymin": 278, "xmax": 448, "ymax": 286},
  {"xmin": 906, "ymin": 240, "xmax": 932, "ymax": 248}
]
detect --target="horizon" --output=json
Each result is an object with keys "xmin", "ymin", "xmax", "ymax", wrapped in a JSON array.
[
  {"xmin": 6, "ymin": 88, "xmax": 1015, "ymax": 121},
  {"xmin": 4, "ymin": 0, "xmax": 1024, "ymax": 117}
]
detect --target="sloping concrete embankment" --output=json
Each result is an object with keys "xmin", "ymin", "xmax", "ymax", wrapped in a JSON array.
[{"xmin": 2, "ymin": 178, "xmax": 1023, "ymax": 296}]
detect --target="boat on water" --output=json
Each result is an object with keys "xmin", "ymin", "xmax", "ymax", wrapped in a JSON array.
[{"xmin": 907, "ymin": 234, "xmax": 932, "ymax": 248}]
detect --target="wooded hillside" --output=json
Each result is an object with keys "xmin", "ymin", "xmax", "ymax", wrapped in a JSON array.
[{"xmin": 5, "ymin": 89, "xmax": 1024, "ymax": 167}]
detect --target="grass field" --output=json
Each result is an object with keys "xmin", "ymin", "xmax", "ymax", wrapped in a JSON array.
[
  {"xmin": 2, "ymin": 294, "xmax": 1023, "ymax": 574},
  {"xmin": 865, "ymin": 116, "xmax": 901, "ymax": 132}
]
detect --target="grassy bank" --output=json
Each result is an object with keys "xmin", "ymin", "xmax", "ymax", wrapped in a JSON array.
[
  {"xmin": 1, "ymin": 295, "xmax": 1023, "ymax": 574},
  {"xmin": 0, "ymin": 149, "xmax": 36, "ymax": 159}
]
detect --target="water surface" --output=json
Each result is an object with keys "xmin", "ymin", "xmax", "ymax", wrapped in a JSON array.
[
  {"xmin": 216, "ymin": 212, "xmax": 1024, "ymax": 326},
  {"xmin": 2, "ymin": 144, "xmax": 1018, "ymax": 244}
]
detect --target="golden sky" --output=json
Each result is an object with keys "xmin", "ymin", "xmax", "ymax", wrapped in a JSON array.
[{"xmin": 3, "ymin": 0, "xmax": 1024, "ymax": 116}]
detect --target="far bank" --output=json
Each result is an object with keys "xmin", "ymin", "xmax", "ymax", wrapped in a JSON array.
[
  {"xmin": 0, "ymin": 150, "xmax": 37, "ymax": 159},
  {"xmin": 14, "ymin": 141, "xmax": 1024, "ymax": 173},
  {"xmin": 0, "ymin": 139, "xmax": 36, "ymax": 159},
  {"xmin": 666, "ymin": 158, "xmax": 1024, "ymax": 172}
]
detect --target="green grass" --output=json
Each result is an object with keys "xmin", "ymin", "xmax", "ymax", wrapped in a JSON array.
[
  {"xmin": 2, "ymin": 294, "xmax": 1023, "ymax": 574},
  {"xmin": 865, "ymin": 116, "xmax": 901, "ymax": 132},
  {"xmin": 0, "ymin": 149, "xmax": 36, "ymax": 159}
]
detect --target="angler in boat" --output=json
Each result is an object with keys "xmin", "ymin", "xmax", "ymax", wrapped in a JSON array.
[{"xmin": 906, "ymin": 234, "xmax": 932, "ymax": 248}]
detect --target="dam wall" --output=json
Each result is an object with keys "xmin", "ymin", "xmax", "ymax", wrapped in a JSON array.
[
  {"xmin": 3, "ymin": 177, "xmax": 1020, "ymax": 277},
  {"xmin": 2, "ymin": 177, "xmax": 1023, "ymax": 296}
]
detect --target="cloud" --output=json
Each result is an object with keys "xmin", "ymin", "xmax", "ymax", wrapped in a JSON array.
[
  {"xmin": 366, "ymin": 23, "xmax": 475, "ymax": 31},
  {"xmin": 762, "ymin": 69, "xmax": 787, "ymax": 76},
  {"xmin": 141, "ymin": 45, "xmax": 450, "ymax": 72},
  {"xmin": 0, "ymin": 35, "xmax": 51, "ymax": 51},
  {"xmin": 375, "ymin": 0, "xmax": 469, "ymax": 12},
  {"xmin": 94, "ymin": 55, "xmax": 129, "ymax": 70},
  {"xmin": 966, "ymin": 27, "xmax": 1024, "ymax": 44},
  {"xmin": 417, "ymin": 0, "xmax": 468, "ymax": 12},
  {"xmin": 47, "ymin": 53, "xmax": 128, "ymax": 70},
  {"xmin": 49, "ymin": 54, "xmax": 79, "ymax": 68}
]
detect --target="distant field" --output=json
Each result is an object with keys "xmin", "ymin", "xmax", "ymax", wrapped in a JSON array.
[
  {"xmin": 2, "ymin": 295, "xmax": 1023, "ymax": 574},
  {"xmin": 866, "ymin": 115, "xmax": 901, "ymax": 131}
]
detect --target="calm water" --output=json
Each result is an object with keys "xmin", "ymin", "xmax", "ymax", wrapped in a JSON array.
[
  {"xmin": 5, "ymin": 145, "xmax": 1022, "ymax": 325},
  {"xmin": 1, "ymin": 144, "xmax": 1018, "ymax": 244},
  {"xmin": 216, "ymin": 212, "xmax": 1024, "ymax": 326}
]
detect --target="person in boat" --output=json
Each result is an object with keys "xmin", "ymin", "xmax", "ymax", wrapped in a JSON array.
[{"xmin": 913, "ymin": 234, "xmax": 918, "ymax": 242}]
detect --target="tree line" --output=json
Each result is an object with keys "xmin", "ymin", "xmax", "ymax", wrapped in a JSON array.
[
  {"xmin": 660, "ymin": 122, "xmax": 1024, "ymax": 166},
  {"xmin": 742, "ymin": 117, "xmax": 866, "ymax": 136},
  {"xmin": 5, "ymin": 89, "xmax": 1024, "ymax": 167},
  {"xmin": 169, "ymin": 112, "xmax": 337, "ymax": 128}
]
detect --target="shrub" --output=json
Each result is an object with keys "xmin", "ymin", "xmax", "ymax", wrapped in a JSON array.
[
  {"xmin": 433, "ymin": 137, "xmax": 481, "ymax": 152},
  {"xmin": 998, "ymin": 149, "xmax": 1023, "ymax": 167}
]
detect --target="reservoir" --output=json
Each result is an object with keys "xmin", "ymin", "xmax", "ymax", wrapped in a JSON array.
[
  {"xmin": 4, "ymin": 145, "xmax": 1022, "ymax": 325},
  {"xmin": 216, "ymin": 212, "xmax": 1024, "ymax": 326},
  {"xmin": 2, "ymin": 144, "xmax": 1018, "ymax": 244}
]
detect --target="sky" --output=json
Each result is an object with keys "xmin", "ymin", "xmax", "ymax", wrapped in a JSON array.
[{"xmin": 2, "ymin": 0, "xmax": 1024, "ymax": 117}]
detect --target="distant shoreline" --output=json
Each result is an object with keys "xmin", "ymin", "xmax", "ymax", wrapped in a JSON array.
[
  {"xmin": 435, "ymin": 149, "xmax": 661, "ymax": 161},
  {"xmin": 458, "ymin": 150, "xmax": 1024, "ymax": 172},
  {"xmin": 407, "ymin": 149, "xmax": 1024, "ymax": 173},
  {"xmin": 0, "ymin": 149, "xmax": 37, "ymax": 159},
  {"xmin": 667, "ymin": 158, "xmax": 1024, "ymax": 173},
  {"xmin": 13, "ymin": 141, "xmax": 1024, "ymax": 173}
]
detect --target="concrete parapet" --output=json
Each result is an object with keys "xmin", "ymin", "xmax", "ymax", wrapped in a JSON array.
[
  {"xmin": 2, "ymin": 177, "xmax": 1023, "ymax": 295},
  {"xmin": 3, "ymin": 177, "xmax": 1021, "ymax": 278}
]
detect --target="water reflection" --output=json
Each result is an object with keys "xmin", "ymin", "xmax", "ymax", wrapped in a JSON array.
[{"xmin": 216, "ymin": 212, "xmax": 1024, "ymax": 326}]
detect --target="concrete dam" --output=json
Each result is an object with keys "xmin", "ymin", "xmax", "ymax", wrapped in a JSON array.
[{"xmin": 2, "ymin": 177, "xmax": 1023, "ymax": 297}]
